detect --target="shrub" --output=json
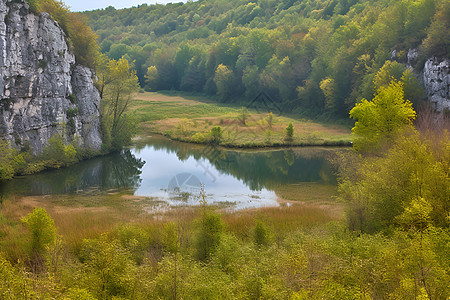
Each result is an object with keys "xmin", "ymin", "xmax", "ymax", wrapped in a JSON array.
[
  {"xmin": 191, "ymin": 132, "xmax": 207, "ymax": 143},
  {"xmin": 66, "ymin": 107, "xmax": 78, "ymax": 118},
  {"xmin": 116, "ymin": 224, "xmax": 150, "ymax": 264},
  {"xmin": 209, "ymin": 126, "xmax": 223, "ymax": 144},
  {"xmin": 79, "ymin": 236, "xmax": 136, "ymax": 298},
  {"xmin": 42, "ymin": 135, "xmax": 78, "ymax": 167},
  {"xmin": 195, "ymin": 212, "xmax": 223, "ymax": 261},
  {"xmin": 266, "ymin": 112, "xmax": 273, "ymax": 129},
  {"xmin": 21, "ymin": 208, "xmax": 57, "ymax": 258},
  {"xmin": 64, "ymin": 288, "xmax": 96, "ymax": 300},
  {"xmin": 238, "ymin": 107, "xmax": 250, "ymax": 125},
  {"xmin": 254, "ymin": 219, "xmax": 269, "ymax": 247},
  {"xmin": 285, "ymin": 123, "xmax": 294, "ymax": 142},
  {"xmin": 0, "ymin": 255, "xmax": 32, "ymax": 298},
  {"xmin": 0, "ymin": 140, "xmax": 26, "ymax": 181}
]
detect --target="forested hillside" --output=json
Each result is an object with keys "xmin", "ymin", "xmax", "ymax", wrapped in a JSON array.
[{"xmin": 83, "ymin": 0, "xmax": 449, "ymax": 117}]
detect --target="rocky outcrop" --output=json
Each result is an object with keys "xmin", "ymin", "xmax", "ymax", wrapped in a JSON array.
[
  {"xmin": 0, "ymin": 0, "xmax": 102, "ymax": 154},
  {"xmin": 423, "ymin": 58, "xmax": 449, "ymax": 112}
]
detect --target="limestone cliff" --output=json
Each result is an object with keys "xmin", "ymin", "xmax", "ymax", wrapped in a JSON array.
[
  {"xmin": 0, "ymin": 0, "xmax": 102, "ymax": 154},
  {"xmin": 407, "ymin": 49, "xmax": 449, "ymax": 112},
  {"xmin": 422, "ymin": 58, "xmax": 449, "ymax": 112}
]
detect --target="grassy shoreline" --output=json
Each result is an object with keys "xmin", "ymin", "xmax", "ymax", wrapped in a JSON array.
[
  {"xmin": 131, "ymin": 91, "xmax": 353, "ymax": 148},
  {"xmin": 158, "ymin": 132, "xmax": 352, "ymax": 148}
]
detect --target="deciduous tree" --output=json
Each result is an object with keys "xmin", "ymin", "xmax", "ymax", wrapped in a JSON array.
[
  {"xmin": 100, "ymin": 58, "xmax": 140, "ymax": 150},
  {"xmin": 214, "ymin": 64, "xmax": 234, "ymax": 101},
  {"xmin": 349, "ymin": 81, "xmax": 416, "ymax": 152}
]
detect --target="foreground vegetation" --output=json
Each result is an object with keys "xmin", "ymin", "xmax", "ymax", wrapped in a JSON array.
[
  {"xmin": 131, "ymin": 91, "xmax": 352, "ymax": 147},
  {"xmin": 1, "ymin": 198, "xmax": 448, "ymax": 299}
]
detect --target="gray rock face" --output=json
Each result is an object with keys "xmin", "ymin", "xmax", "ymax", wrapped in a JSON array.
[
  {"xmin": 407, "ymin": 49, "xmax": 418, "ymax": 67},
  {"xmin": 0, "ymin": 0, "xmax": 102, "ymax": 154},
  {"xmin": 423, "ymin": 58, "xmax": 449, "ymax": 112}
]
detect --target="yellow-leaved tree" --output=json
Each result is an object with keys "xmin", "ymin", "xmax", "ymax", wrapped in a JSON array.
[
  {"xmin": 214, "ymin": 64, "xmax": 234, "ymax": 101},
  {"xmin": 349, "ymin": 80, "xmax": 416, "ymax": 152},
  {"xmin": 100, "ymin": 58, "xmax": 140, "ymax": 150},
  {"xmin": 145, "ymin": 66, "xmax": 159, "ymax": 91}
]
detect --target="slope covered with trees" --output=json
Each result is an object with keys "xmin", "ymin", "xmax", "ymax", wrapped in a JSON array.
[{"xmin": 83, "ymin": 0, "xmax": 448, "ymax": 118}]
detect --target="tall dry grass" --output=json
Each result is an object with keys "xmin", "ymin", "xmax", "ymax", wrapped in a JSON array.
[{"xmin": 223, "ymin": 203, "xmax": 339, "ymax": 240}]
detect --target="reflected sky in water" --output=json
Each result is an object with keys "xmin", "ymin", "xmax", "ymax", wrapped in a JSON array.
[
  {"xmin": 132, "ymin": 145, "xmax": 278, "ymax": 210},
  {"xmin": 0, "ymin": 135, "xmax": 340, "ymax": 210}
]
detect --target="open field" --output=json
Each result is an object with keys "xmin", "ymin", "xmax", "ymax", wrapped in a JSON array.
[{"xmin": 130, "ymin": 92, "xmax": 353, "ymax": 147}]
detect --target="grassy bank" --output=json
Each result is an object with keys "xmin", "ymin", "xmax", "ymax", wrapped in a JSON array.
[{"xmin": 130, "ymin": 92, "xmax": 352, "ymax": 148}]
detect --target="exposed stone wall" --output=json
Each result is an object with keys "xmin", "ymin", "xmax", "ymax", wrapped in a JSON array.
[
  {"xmin": 0, "ymin": 0, "xmax": 102, "ymax": 154},
  {"xmin": 422, "ymin": 58, "xmax": 449, "ymax": 112}
]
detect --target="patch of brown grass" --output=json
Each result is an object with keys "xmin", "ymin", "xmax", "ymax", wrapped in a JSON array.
[
  {"xmin": 133, "ymin": 92, "xmax": 204, "ymax": 106},
  {"xmin": 273, "ymin": 183, "xmax": 338, "ymax": 203},
  {"xmin": 222, "ymin": 202, "xmax": 341, "ymax": 240}
]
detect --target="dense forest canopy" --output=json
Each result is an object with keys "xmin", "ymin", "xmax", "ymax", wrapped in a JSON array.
[{"xmin": 83, "ymin": 0, "xmax": 449, "ymax": 118}]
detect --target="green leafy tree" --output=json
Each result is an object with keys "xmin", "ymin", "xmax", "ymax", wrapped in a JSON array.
[
  {"xmin": 145, "ymin": 66, "xmax": 159, "ymax": 91},
  {"xmin": 285, "ymin": 123, "xmax": 294, "ymax": 142},
  {"xmin": 108, "ymin": 43, "xmax": 129, "ymax": 61},
  {"xmin": 0, "ymin": 140, "xmax": 26, "ymax": 180},
  {"xmin": 242, "ymin": 65, "xmax": 260, "ymax": 99},
  {"xmin": 238, "ymin": 107, "xmax": 250, "ymax": 126},
  {"xmin": 67, "ymin": 13, "xmax": 100, "ymax": 69},
  {"xmin": 100, "ymin": 58, "xmax": 140, "ymax": 150},
  {"xmin": 260, "ymin": 56, "xmax": 295, "ymax": 102},
  {"xmin": 214, "ymin": 64, "xmax": 234, "ymax": 101},
  {"xmin": 349, "ymin": 81, "xmax": 416, "ymax": 152},
  {"xmin": 338, "ymin": 130, "xmax": 449, "ymax": 232},
  {"xmin": 209, "ymin": 126, "xmax": 223, "ymax": 144},
  {"xmin": 195, "ymin": 212, "xmax": 223, "ymax": 261},
  {"xmin": 421, "ymin": 1, "xmax": 449, "ymax": 57},
  {"xmin": 320, "ymin": 77, "xmax": 337, "ymax": 110}
]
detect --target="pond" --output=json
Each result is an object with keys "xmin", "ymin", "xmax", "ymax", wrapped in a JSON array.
[{"xmin": 0, "ymin": 135, "xmax": 340, "ymax": 210}]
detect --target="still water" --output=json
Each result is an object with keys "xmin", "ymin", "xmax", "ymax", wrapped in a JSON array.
[{"xmin": 0, "ymin": 136, "xmax": 338, "ymax": 210}]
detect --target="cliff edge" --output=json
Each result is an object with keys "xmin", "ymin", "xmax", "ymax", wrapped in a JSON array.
[{"xmin": 0, "ymin": 0, "xmax": 102, "ymax": 154}]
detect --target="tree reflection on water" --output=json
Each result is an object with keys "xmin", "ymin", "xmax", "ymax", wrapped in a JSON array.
[
  {"xmin": 0, "ymin": 150, "xmax": 145, "ymax": 197},
  {"xmin": 0, "ymin": 135, "xmax": 342, "ymax": 200}
]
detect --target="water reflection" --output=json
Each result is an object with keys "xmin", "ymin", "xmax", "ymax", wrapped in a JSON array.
[
  {"xmin": 135, "ymin": 136, "xmax": 337, "ymax": 190},
  {"xmin": 0, "ymin": 150, "xmax": 145, "ymax": 197},
  {"xmin": 0, "ymin": 135, "xmax": 339, "ymax": 210}
]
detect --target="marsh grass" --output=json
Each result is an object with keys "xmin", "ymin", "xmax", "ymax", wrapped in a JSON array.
[
  {"xmin": 130, "ymin": 92, "xmax": 352, "ymax": 147},
  {"xmin": 222, "ymin": 203, "xmax": 340, "ymax": 241},
  {"xmin": 273, "ymin": 183, "xmax": 338, "ymax": 203},
  {"xmin": 0, "ymin": 187, "xmax": 341, "ymax": 256}
]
